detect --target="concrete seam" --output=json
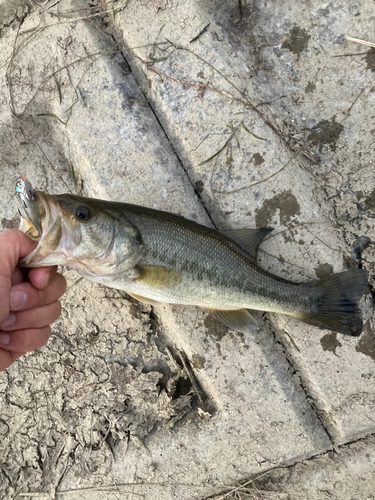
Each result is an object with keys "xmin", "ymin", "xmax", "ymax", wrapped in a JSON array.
[
  {"xmin": 110, "ymin": 35, "xmax": 217, "ymax": 228},
  {"xmin": 263, "ymin": 315, "xmax": 336, "ymax": 447}
]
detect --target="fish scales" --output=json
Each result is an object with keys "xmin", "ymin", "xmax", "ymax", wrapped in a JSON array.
[{"xmin": 123, "ymin": 207, "xmax": 307, "ymax": 314}]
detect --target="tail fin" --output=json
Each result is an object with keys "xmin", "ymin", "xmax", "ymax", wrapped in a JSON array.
[{"xmin": 299, "ymin": 269, "xmax": 369, "ymax": 336}]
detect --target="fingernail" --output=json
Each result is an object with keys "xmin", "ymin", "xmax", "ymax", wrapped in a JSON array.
[
  {"xmin": 0, "ymin": 313, "xmax": 15, "ymax": 328},
  {"xmin": 10, "ymin": 290, "xmax": 27, "ymax": 309},
  {"xmin": 0, "ymin": 333, "xmax": 10, "ymax": 346},
  {"xmin": 44, "ymin": 271, "xmax": 51, "ymax": 288}
]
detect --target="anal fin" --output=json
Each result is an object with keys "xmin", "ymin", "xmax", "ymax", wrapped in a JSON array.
[
  {"xmin": 205, "ymin": 308, "xmax": 259, "ymax": 334},
  {"xmin": 127, "ymin": 292, "xmax": 163, "ymax": 306}
]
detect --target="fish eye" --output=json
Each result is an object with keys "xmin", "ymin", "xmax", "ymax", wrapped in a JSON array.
[{"xmin": 75, "ymin": 206, "xmax": 91, "ymax": 222}]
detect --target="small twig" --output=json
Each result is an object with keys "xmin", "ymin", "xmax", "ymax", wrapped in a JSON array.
[
  {"xmin": 19, "ymin": 6, "xmax": 123, "ymax": 34},
  {"xmin": 132, "ymin": 52, "xmax": 284, "ymax": 142},
  {"xmin": 212, "ymin": 157, "xmax": 293, "ymax": 195},
  {"xmin": 340, "ymin": 86, "xmax": 365, "ymax": 124},
  {"xmin": 189, "ymin": 23, "xmax": 210, "ymax": 44},
  {"xmin": 178, "ymin": 351, "xmax": 205, "ymax": 404},
  {"xmin": 199, "ymin": 132, "xmax": 235, "ymax": 166},
  {"xmin": 21, "ymin": 50, "xmax": 118, "ymax": 115},
  {"xmin": 302, "ymin": 227, "xmax": 346, "ymax": 255},
  {"xmin": 14, "ymin": 115, "xmax": 72, "ymax": 192},
  {"xmin": 259, "ymin": 249, "xmax": 311, "ymax": 272},
  {"xmin": 345, "ymin": 35, "xmax": 375, "ymax": 48}
]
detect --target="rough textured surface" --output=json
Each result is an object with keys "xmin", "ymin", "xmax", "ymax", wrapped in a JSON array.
[
  {"xmin": 0, "ymin": 1, "xmax": 374, "ymax": 499},
  {"xmin": 109, "ymin": 0, "xmax": 375, "ymax": 445},
  {"xmin": 251, "ymin": 435, "xmax": 375, "ymax": 500}
]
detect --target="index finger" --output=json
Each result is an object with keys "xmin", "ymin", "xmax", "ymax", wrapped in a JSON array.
[{"xmin": 0, "ymin": 230, "xmax": 37, "ymax": 321}]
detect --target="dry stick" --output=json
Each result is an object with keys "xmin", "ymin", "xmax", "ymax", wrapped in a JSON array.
[
  {"xmin": 302, "ymin": 226, "xmax": 346, "ymax": 255},
  {"xmin": 212, "ymin": 157, "xmax": 293, "ymax": 195},
  {"xmin": 178, "ymin": 351, "xmax": 204, "ymax": 404},
  {"xmin": 21, "ymin": 50, "xmax": 118, "ymax": 116},
  {"xmin": 135, "ymin": 43, "xmax": 317, "ymax": 163},
  {"xmin": 259, "ymin": 249, "xmax": 309, "ymax": 273},
  {"xmin": 54, "ymin": 483, "xmax": 232, "ymax": 496},
  {"xmin": 345, "ymin": 35, "xmax": 375, "ymax": 48},
  {"xmin": 340, "ymin": 86, "xmax": 365, "ymax": 125},
  {"xmin": 14, "ymin": 115, "xmax": 73, "ymax": 192},
  {"xmin": 19, "ymin": 6, "xmax": 123, "ymax": 34},
  {"xmin": 5, "ymin": 3, "xmax": 28, "ymax": 115},
  {"xmin": 132, "ymin": 54, "xmax": 284, "ymax": 143}
]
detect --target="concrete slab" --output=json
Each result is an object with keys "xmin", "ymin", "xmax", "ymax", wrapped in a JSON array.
[
  {"xmin": 250, "ymin": 435, "xmax": 375, "ymax": 500},
  {"xmin": 107, "ymin": 0, "xmax": 375, "ymax": 445},
  {"xmin": 0, "ymin": 2, "xmax": 333, "ymax": 499}
]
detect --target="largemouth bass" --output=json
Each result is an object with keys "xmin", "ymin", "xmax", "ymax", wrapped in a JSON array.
[{"xmin": 17, "ymin": 180, "xmax": 369, "ymax": 336}]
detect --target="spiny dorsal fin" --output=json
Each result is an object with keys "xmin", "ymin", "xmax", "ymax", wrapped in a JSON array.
[
  {"xmin": 205, "ymin": 308, "xmax": 259, "ymax": 334},
  {"xmin": 220, "ymin": 228, "xmax": 273, "ymax": 259},
  {"xmin": 137, "ymin": 266, "xmax": 183, "ymax": 289}
]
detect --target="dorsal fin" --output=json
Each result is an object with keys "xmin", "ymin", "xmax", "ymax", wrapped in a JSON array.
[{"xmin": 220, "ymin": 228, "xmax": 273, "ymax": 259}]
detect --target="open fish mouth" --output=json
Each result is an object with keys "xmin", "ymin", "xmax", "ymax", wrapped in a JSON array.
[
  {"xmin": 18, "ymin": 191, "xmax": 66, "ymax": 267},
  {"xmin": 18, "ymin": 191, "xmax": 46, "ymax": 241}
]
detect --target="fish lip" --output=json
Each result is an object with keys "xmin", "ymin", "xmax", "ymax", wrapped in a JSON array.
[
  {"xmin": 34, "ymin": 191, "xmax": 52, "ymax": 239},
  {"xmin": 19, "ymin": 191, "xmax": 62, "ymax": 266}
]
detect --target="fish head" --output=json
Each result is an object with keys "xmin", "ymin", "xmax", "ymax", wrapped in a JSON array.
[{"xmin": 19, "ymin": 191, "xmax": 143, "ymax": 279}]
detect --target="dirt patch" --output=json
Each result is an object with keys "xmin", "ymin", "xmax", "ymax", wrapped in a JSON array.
[
  {"xmin": 255, "ymin": 190, "xmax": 301, "ymax": 228},
  {"xmin": 355, "ymin": 327, "xmax": 375, "ymax": 362},
  {"xmin": 314, "ymin": 263, "xmax": 334, "ymax": 279},
  {"xmin": 307, "ymin": 116, "xmax": 344, "ymax": 152},
  {"xmin": 365, "ymin": 50, "xmax": 375, "ymax": 71},
  {"xmin": 320, "ymin": 332, "xmax": 342, "ymax": 355},
  {"xmin": 253, "ymin": 152, "xmax": 265, "ymax": 165},
  {"xmin": 282, "ymin": 26, "xmax": 311, "ymax": 55}
]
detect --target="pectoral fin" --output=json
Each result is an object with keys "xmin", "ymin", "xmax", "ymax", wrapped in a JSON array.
[
  {"xmin": 220, "ymin": 228, "xmax": 273, "ymax": 259},
  {"xmin": 205, "ymin": 308, "xmax": 259, "ymax": 334},
  {"xmin": 127, "ymin": 292, "xmax": 163, "ymax": 306},
  {"xmin": 137, "ymin": 266, "xmax": 183, "ymax": 289}
]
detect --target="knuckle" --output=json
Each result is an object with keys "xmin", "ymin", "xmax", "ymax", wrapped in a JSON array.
[
  {"xmin": 51, "ymin": 301, "xmax": 62, "ymax": 322},
  {"xmin": 58, "ymin": 274, "xmax": 67, "ymax": 295},
  {"xmin": 23, "ymin": 330, "xmax": 35, "ymax": 351}
]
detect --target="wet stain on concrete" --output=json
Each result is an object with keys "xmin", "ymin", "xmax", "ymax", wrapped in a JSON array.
[
  {"xmin": 365, "ymin": 49, "xmax": 375, "ymax": 71},
  {"xmin": 195, "ymin": 180, "xmax": 204, "ymax": 193},
  {"xmin": 307, "ymin": 116, "xmax": 344, "ymax": 152},
  {"xmin": 204, "ymin": 315, "xmax": 229, "ymax": 357},
  {"xmin": 192, "ymin": 353, "xmax": 206, "ymax": 370},
  {"xmin": 204, "ymin": 315, "xmax": 228, "ymax": 341},
  {"xmin": 1, "ymin": 215, "xmax": 19, "ymax": 229},
  {"xmin": 320, "ymin": 332, "xmax": 342, "ymax": 355},
  {"xmin": 364, "ymin": 188, "xmax": 375, "ymax": 211},
  {"xmin": 255, "ymin": 190, "xmax": 301, "ymax": 228},
  {"xmin": 282, "ymin": 26, "xmax": 311, "ymax": 55},
  {"xmin": 305, "ymin": 81, "xmax": 316, "ymax": 93},
  {"xmin": 355, "ymin": 326, "xmax": 375, "ymax": 362},
  {"xmin": 253, "ymin": 152, "xmax": 265, "ymax": 165},
  {"xmin": 315, "ymin": 263, "xmax": 334, "ymax": 279}
]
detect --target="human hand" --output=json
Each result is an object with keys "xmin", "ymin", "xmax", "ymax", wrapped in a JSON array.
[{"xmin": 0, "ymin": 229, "xmax": 66, "ymax": 372}]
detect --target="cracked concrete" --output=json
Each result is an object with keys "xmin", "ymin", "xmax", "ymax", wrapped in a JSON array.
[{"xmin": 0, "ymin": 1, "xmax": 374, "ymax": 499}]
